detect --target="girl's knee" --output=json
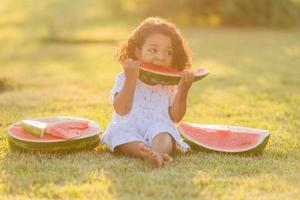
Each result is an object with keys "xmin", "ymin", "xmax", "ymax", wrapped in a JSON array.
[{"xmin": 154, "ymin": 132, "xmax": 174, "ymax": 141}]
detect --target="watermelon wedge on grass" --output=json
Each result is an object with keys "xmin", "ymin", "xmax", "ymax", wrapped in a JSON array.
[
  {"xmin": 139, "ymin": 63, "xmax": 209, "ymax": 85},
  {"xmin": 7, "ymin": 116, "xmax": 102, "ymax": 153},
  {"xmin": 178, "ymin": 122, "xmax": 270, "ymax": 155}
]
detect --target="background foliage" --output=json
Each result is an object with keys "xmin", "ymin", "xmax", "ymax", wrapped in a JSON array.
[{"xmin": 107, "ymin": 0, "xmax": 300, "ymax": 28}]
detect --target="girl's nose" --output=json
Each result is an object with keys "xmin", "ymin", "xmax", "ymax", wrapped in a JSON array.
[{"xmin": 155, "ymin": 52, "xmax": 165, "ymax": 60}]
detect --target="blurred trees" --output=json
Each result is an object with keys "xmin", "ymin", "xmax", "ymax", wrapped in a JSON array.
[
  {"xmin": 107, "ymin": 0, "xmax": 300, "ymax": 28},
  {"xmin": 19, "ymin": 0, "xmax": 300, "ymax": 41}
]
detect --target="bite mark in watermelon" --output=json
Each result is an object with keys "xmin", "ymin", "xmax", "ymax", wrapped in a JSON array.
[
  {"xmin": 178, "ymin": 122, "xmax": 270, "ymax": 155},
  {"xmin": 139, "ymin": 63, "xmax": 209, "ymax": 85}
]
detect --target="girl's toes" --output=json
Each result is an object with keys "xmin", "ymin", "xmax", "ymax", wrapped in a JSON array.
[
  {"xmin": 146, "ymin": 147, "xmax": 152, "ymax": 153},
  {"xmin": 139, "ymin": 143, "xmax": 146, "ymax": 151},
  {"xmin": 162, "ymin": 153, "xmax": 173, "ymax": 165},
  {"xmin": 151, "ymin": 151, "xmax": 156, "ymax": 157}
]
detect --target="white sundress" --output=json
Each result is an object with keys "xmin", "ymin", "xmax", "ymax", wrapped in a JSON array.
[{"xmin": 102, "ymin": 72, "xmax": 190, "ymax": 152}]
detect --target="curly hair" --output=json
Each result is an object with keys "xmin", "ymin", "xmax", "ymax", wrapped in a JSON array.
[{"xmin": 115, "ymin": 17, "xmax": 192, "ymax": 71}]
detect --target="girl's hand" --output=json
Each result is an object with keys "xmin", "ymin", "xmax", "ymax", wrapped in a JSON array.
[
  {"xmin": 122, "ymin": 58, "xmax": 140, "ymax": 81},
  {"xmin": 178, "ymin": 70, "xmax": 195, "ymax": 88}
]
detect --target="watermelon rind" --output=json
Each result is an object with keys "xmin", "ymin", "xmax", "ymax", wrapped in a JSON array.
[
  {"xmin": 139, "ymin": 67, "xmax": 209, "ymax": 85},
  {"xmin": 7, "ymin": 134, "xmax": 100, "ymax": 153},
  {"xmin": 7, "ymin": 116, "xmax": 102, "ymax": 153},
  {"xmin": 178, "ymin": 123, "xmax": 270, "ymax": 156}
]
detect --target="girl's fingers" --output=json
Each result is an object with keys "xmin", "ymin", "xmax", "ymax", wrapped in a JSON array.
[
  {"xmin": 123, "ymin": 59, "xmax": 140, "ymax": 69},
  {"xmin": 181, "ymin": 71, "xmax": 194, "ymax": 82},
  {"xmin": 186, "ymin": 73, "xmax": 191, "ymax": 81},
  {"xmin": 134, "ymin": 60, "xmax": 141, "ymax": 68},
  {"xmin": 183, "ymin": 73, "xmax": 188, "ymax": 82},
  {"xmin": 189, "ymin": 73, "xmax": 195, "ymax": 81}
]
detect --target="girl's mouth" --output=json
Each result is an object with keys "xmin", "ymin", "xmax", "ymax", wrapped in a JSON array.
[
  {"xmin": 142, "ymin": 62, "xmax": 170, "ymax": 69},
  {"xmin": 150, "ymin": 62, "xmax": 166, "ymax": 68}
]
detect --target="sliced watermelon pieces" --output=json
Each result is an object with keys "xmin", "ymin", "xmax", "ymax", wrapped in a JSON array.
[
  {"xmin": 46, "ymin": 121, "xmax": 90, "ymax": 139},
  {"xmin": 178, "ymin": 122, "xmax": 270, "ymax": 155},
  {"xmin": 139, "ymin": 63, "xmax": 209, "ymax": 85},
  {"xmin": 7, "ymin": 116, "xmax": 102, "ymax": 153},
  {"xmin": 20, "ymin": 119, "xmax": 90, "ymax": 139}
]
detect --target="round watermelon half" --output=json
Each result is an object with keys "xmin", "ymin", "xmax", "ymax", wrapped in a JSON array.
[
  {"xmin": 7, "ymin": 116, "xmax": 102, "ymax": 153},
  {"xmin": 178, "ymin": 122, "xmax": 270, "ymax": 155},
  {"xmin": 139, "ymin": 63, "xmax": 209, "ymax": 85}
]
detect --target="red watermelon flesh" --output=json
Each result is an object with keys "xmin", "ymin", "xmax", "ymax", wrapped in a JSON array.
[
  {"xmin": 47, "ymin": 122, "xmax": 89, "ymax": 139},
  {"xmin": 141, "ymin": 63, "xmax": 209, "ymax": 77},
  {"xmin": 194, "ymin": 68, "xmax": 208, "ymax": 76},
  {"xmin": 10, "ymin": 125, "xmax": 62, "ymax": 141},
  {"xmin": 179, "ymin": 123, "xmax": 270, "ymax": 153},
  {"xmin": 141, "ymin": 63, "xmax": 179, "ymax": 74}
]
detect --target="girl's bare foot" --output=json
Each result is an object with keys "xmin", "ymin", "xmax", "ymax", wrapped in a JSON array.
[
  {"xmin": 139, "ymin": 143, "xmax": 163, "ymax": 168},
  {"xmin": 162, "ymin": 153, "xmax": 173, "ymax": 166}
]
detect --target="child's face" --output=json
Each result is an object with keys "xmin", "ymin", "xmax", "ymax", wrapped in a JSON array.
[{"xmin": 136, "ymin": 33, "xmax": 174, "ymax": 69}]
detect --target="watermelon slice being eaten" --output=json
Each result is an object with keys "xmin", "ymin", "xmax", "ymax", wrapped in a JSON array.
[
  {"xmin": 178, "ymin": 122, "xmax": 270, "ymax": 155},
  {"xmin": 139, "ymin": 63, "xmax": 209, "ymax": 85}
]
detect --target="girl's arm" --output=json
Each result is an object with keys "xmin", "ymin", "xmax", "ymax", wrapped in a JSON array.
[
  {"xmin": 169, "ymin": 71, "xmax": 195, "ymax": 123},
  {"xmin": 113, "ymin": 59, "xmax": 140, "ymax": 116}
]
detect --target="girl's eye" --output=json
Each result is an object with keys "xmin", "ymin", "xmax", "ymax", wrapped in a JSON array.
[
  {"xmin": 148, "ymin": 48, "xmax": 157, "ymax": 53},
  {"xmin": 166, "ymin": 51, "xmax": 173, "ymax": 56}
]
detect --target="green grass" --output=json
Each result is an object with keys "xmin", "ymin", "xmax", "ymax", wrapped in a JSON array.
[{"xmin": 1, "ymin": 1, "xmax": 300, "ymax": 199}]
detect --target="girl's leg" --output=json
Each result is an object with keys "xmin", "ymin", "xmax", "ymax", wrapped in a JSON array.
[
  {"xmin": 151, "ymin": 132, "xmax": 174, "ymax": 154},
  {"xmin": 151, "ymin": 132, "xmax": 175, "ymax": 165},
  {"xmin": 114, "ymin": 141, "xmax": 144, "ymax": 158},
  {"xmin": 114, "ymin": 141, "xmax": 164, "ymax": 168}
]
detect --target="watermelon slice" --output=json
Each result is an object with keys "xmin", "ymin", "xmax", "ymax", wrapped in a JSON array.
[
  {"xmin": 139, "ymin": 63, "xmax": 209, "ymax": 85},
  {"xmin": 178, "ymin": 122, "xmax": 270, "ymax": 155},
  {"xmin": 7, "ymin": 116, "xmax": 102, "ymax": 153},
  {"xmin": 21, "ymin": 119, "xmax": 90, "ymax": 139},
  {"xmin": 21, "ymin": 120, "xmax": 48, "ymax": 137},
  {"xmin": 46, "ymin": 121, "xmax": 89, "ymax": 139}
]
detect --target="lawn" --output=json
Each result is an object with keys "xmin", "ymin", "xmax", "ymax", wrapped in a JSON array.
[{"xmin": 0, "ymin": 1, "xmax": 300, "ymax": 199}]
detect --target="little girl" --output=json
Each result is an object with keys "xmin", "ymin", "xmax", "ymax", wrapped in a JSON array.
[{"xmin": 102, "ymin": 17, "xmax": 195, "ymax": 168}]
